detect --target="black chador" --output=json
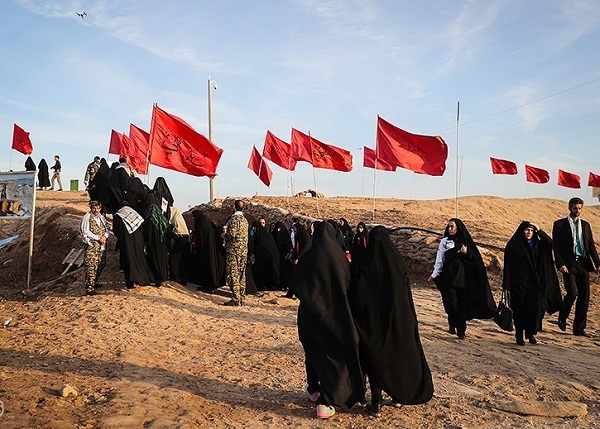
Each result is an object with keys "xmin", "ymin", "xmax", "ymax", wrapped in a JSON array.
[
  {"xmin": 143, "ymin": 193, "xmax": 169, "ymax": 286},
  {"xmin": 113, "ymin": 202, "xmax": 152, "ymax": 288},
  {"xmin": 190, "ymin": 211, "xmax": 221, "ymax": 291},
  {"xmin": 251, "ymin": 222, "xmax": 280, "ymax": 290},
  {"xmin": 272, "ymin": 222, "xmax": 293, "ymax": 290},
  {"xmin": 503, "ymin": 222, "xmax": 561, "ymax": 341},
  {"xmin": 349, "ymin": 226, "xmax": 433, "ymax": 408},
  {"xmin": 289, "ymin": 221, "xmax": 365, "ymax": 410},
  {"xmin": 37, "ymin": 159, "xmax": 51, "ymax": 189}
]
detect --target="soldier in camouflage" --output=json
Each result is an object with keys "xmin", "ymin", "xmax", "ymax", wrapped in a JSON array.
[
  {"xmin": 84, "ymin": 156, "xmax": 101, "ymax": 190},
  {"xmin": 223, "ymin": 200, "xmax": 249, "ymax": 306},
  {"xmin": 80, "ymin": 200, "xmax": 110, "ymax": 295}
]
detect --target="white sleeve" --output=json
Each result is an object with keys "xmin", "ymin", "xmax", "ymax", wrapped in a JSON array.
[
  {"xmin": 431, "ymin": 238, "xmax": 448, "ymax": 278},
  {"xmin": 80, "ymin": 213, "xmax": 101, "ymax": 242}
]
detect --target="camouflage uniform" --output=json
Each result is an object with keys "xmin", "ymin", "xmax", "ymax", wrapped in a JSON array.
[
  {"xmin": 82, "ymin": 212, "xmax": 109, "ymax": 292},
  {"xmin": 225, "ymin": 211, "xmax": 249, "ymax": 304},
  {"xmin": 84, "ymin": 160, "xmax": 101, "ymax": 186}
]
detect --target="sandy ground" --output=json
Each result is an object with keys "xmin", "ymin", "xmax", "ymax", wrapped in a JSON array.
[{"xmin": 0, "ymin": 191, "xmax": 599, "ymax": 428}]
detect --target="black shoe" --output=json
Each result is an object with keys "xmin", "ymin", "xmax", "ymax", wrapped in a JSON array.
[
  {"xmin": 365, "ymin": 403, "xmax": 381, "ymax": 417},
  {"xmin": 528, "ymin": 335, "xmax": 537, "ymax": 345},
  {"xmin": 448, "ymin": 325, "xmax": 456, "ymax": 335},
  {"xmin": 457, "ymin": 333, "xmax": 466, "ymax": 340},
  {"xmin": 557, "ymin": 318, "xmax": 567, "ymax": 332},
  {"xmin": 516, "ymin": 336, "xmax": 525, "ymax": 346},
  {"xmin": 574, "ymin": 331, "xmax": 591, "ymax": 337},
  {"xmin": 223, "ymin": 299, "xmax": 241, "ymax": 307},
  {"xmin": 85, "ymin": 287, "xmax": 97, "ymax": 296}
]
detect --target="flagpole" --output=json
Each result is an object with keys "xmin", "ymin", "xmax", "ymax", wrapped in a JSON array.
[
  {"xmin": 208, "ymin": 76, "xmax": 217, "ymax": 201},
  {"xmin": 455, "ymin": 101, "xmax": 460, "ymax": 217},
  {"xmin": 308, "ymin": 131, "xmax": 321, "ymax": 218},
  {"xmin": 27, "ymin": 173, "xmax": 37, "ymax": 290},
  {"xmin": 371, "ymin": 159, "xmax": 378, "ymax": 221},
  {"xmin": 146, "ymin": 104, "xmax": 157, "ymax": 187},
  {"xmin": 9, "ymin": 150, "xmax": 14, "ymax": 171},
  {"xmin": 256, "ymin": 147, "xmax": 263, "ymax": 196}
]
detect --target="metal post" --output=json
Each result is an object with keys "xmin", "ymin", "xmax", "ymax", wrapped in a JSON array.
[{"xmin": 208, "ymin": 76, "xmax": 217, "ymax": 201}]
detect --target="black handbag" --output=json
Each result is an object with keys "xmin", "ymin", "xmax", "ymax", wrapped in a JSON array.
[{"xmin": 493, "ymin": 290, "xmax": 514, "ymax": 332}]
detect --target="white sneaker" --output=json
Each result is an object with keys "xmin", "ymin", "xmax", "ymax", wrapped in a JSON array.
[{"xmin": 316, "ymin": 404, "xmax": 335, "ymax": 419}]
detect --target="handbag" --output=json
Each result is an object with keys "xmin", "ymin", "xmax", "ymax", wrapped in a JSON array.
[{"xmin": 493, "ymin": 290, "xmax": 514, "ymax": 332}]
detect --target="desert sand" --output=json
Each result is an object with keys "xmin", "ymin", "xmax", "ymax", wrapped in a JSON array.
[{"xmin": 0, "ymin": 191, "xmax": 599, "ymax": 428}]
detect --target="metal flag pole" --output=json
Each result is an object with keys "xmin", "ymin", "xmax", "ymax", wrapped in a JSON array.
[
  {"xmin": 308, "ymin": 131, "xmax": 321, "ymax": 218},
  {"xmin": 208, "ymin": 76, "xmax": 217, "ymax": 201},
  {"xmin": 27, "ymin": 174, "xmax": 38, "ymax": 290},
  {"xmin": 455, "ymin": 101, "xmax": 460, "ymax": 217},
  {"xmin": 371, "ymin": 159, "xmax": 378, "ymax": 221}
]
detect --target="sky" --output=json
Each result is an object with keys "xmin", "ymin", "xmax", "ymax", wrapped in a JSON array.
[{"xmin": 1, "ymin": 0, "xmax": 600, "ymax": 210}]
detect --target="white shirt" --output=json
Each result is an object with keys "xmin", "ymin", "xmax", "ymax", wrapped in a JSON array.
[
  {"xmin": 430, "ymin": 237, "xmax": 456, "ymax": 278},
  {"xmin": 80, "ymin": 212, "xmax": 110, "ymax": 246}
]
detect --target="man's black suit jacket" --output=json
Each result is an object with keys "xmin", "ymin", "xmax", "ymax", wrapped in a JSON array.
[{"xmin": 552, "ymin": 217, "xmax": 600, "ymax": 271}]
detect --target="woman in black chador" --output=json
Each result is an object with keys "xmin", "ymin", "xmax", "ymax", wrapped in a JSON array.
[
  {"xmin": 142, "ymin": 192, "xmax": 169, "ymax": 286},
  {"xmin": 272, "ymin": 221, "xmax": 293, "ymax": 291},
  {"xmin": 37, "ymin": 159, "xmax": 51, "ymax": 189},
  {"xmin": 349, "ymin": 226, "xmax": 433, "ymax": 417},
  {"xmin": 350, "ymin": 221, "xmax": 368, "ymax": 275},
  {"xmin": 25, "ymin": 156, "xmax": 36, "ymax": 171},
  {"xmin": 289, "ymin": 221, "xmax": 364, "ymax": 420},
  {"xmin": 113, "ymin": 201, "xmax": 152, "ymax": 289},
  {"xmin": 250, "ymin": 221, "xmax": 280, "ymax": 291},
  {"xmin": 502, "ymin": 221, "xmax": 561, "ymax": 345},
  {"xmin": 190, "ymin": 211, "xmax": 221, "ymax": 291},
  {"xmin": 428, "ymin": 218, "xmax": 496, "ymax": 339}
]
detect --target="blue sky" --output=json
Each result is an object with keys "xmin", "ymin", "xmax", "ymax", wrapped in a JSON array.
[{"xmin": 2, "ymin": 0, "xmax": 599, "ymax": 210}]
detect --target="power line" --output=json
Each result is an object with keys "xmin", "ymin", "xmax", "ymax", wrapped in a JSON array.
[{"xmin": 437, "ymin": 76, "xmax": 600, "ymax": 133}]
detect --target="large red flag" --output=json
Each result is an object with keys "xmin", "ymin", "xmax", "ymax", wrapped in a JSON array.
[
  {"xmin": 12, "ymin": 124, "xmax": 33, "ymax": 155},
  {"xmin": 248, "ymin": 146, "xmax": 273, "ymax": 187},
  {"xmin": 148, "ymin": 105, "xmax": 223, "ymax": 178},
  {"xmin": 311, "ymin": 136, "xmax": 353, "ymax": 172},
  {"xmin": 490, "ymin": 157, "xmax": 518, "ymax": 175},
  {"xmin": 109, "ymin": 129, "xmax": 123, "ymax": 155},
  {"xmin": 588, "ymin": 172, "xmax": 600, "ymax": 188},
  {"xmin": 557, "ymin": 169, "xmax": 581, "ymax": 189},
  {"xmin": 290, "ymin": 128, "xmax": 312, "ymax": 163},
  {"xmin": 263, "ymin": 131, "xmax": 296, "ymax": 171},
  {"xmin": 376, "ymin": 116, "xmax": 447, "ymax": 176},
  {"xmin": 126, "ymin": 123, "xmax": 150, "ymax": 175},
  {"xmin": 290, "ymin": 128, "xmax": 352, "ymax": 172},
  {"xmin": 525, "ymin": 165, "xmax": 550, "ymax": 184},
  {"xmin": 363, "ymin": 146, "xmax": 396, "ymax": 171}
]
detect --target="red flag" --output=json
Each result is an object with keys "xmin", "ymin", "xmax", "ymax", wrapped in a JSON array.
[
  {"xmin": 311, "ymin": 136, "xmax": 353, "ymax": 172},
  {"xmin": 126, "ymin": 123, "xmax": 150, "ymax": 175},
  {"xmin": 12, "ymin": 124, "xmax": 33, "ymax": 155},
  {"xmin": 109, "ymin": 129, "xmax": 123, "ymax": 155},
  {"xmin": 290, "ymin": 128, "xmax": 312, "ymax": 163},
  {"xmin": 363, "ymin": 146, "xmax": 396, "ymax": 171},
  {"xmin": 525, "ymin": 165, "xmax": 550, "ymax": 184},
  {"xmin": 588, "ymin": 172, "xmax": 600, "ymax": 188},
  {"xmin": 248, "ymin": 146, "xmax": 273, "ymax": 187},
  {"xmin": 263, "ymin": 131, "xmax": 296, "ymax": 171},
  {"xmin": 376, "ymin": 116, "xmax": 447, "ymax": 176},
  {"xmin": 290, "ymin": 128, "xmax": 353, "ymax": 172},
  {"xmin": 490, "ymin": 157, "xmax": 518, "ymax": 175},
  {"xmin": 148, "ymin": 105, "xmax": 223, "ymax": 178},
  {"xmin": 557, "ymin": 169, "xmax": 581, "ymax": 189}
]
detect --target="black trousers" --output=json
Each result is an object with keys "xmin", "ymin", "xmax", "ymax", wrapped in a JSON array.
[
  {"xmin": 436, "ymin": 283, "xmax": 467, "ymax": 335},
  {"xmin": 559, "ymin": 259, "xmax": 590, "ymax": 334}
]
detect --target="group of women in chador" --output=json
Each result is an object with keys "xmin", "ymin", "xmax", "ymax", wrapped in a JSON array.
[
  {"xmin": 427, "ymin": 217, "xmax": 562, "ymax": 346},
  {"xmin": 289, "ymin": 220, "xmax": 433, "ymax": 419},
  {"xmin": 86, "ymin": 158, "xmax": 187, "ymax": 289}
]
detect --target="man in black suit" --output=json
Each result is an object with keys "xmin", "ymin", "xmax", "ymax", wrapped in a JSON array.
[{"xmin": 552, "ymin": 197, "xmax": 600, "ymax": 337}]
